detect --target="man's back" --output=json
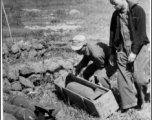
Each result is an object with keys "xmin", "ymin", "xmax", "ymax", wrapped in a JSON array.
[{"xmin": 85, "ymin": 41, "xmax": 110, "ymax": 68}]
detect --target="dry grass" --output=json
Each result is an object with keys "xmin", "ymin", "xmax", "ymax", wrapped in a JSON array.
[{"xmin": 31, "ymin": 84, "xmax": 150, "ymax": 120}]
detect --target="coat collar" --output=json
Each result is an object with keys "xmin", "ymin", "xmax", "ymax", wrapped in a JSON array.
[{"xmin": 127, "ymin": 0, "xmax": 138, "ymax": 10}]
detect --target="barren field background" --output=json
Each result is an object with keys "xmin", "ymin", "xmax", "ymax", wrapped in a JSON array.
[{"xmin": 2, "ymin": 0, "xmax": 151, "ymax": 120}]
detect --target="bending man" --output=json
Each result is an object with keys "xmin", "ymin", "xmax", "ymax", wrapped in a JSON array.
[{"xmin": 70, "ymin": 34, "xmax": 117, "ymax": 89}]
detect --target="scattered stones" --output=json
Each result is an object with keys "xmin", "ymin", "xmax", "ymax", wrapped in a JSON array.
[{"xmin": 3, "ymin": 39, "xmax": 78, "ymax": 96}]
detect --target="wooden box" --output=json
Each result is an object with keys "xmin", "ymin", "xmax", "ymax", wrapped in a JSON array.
[{"xmin": 54, "ymin": 73, "xmax": 119, "ymax": 119}]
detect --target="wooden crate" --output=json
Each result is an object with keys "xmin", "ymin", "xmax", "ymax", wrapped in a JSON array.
[{"xmin": 54, "ymin": 73, "xmax": 119, "ymax": 119}]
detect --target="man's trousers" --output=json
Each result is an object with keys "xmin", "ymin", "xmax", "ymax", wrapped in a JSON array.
[{"xmin": 116, "ymin": 44, "xmax": 150, "ymax": 109}]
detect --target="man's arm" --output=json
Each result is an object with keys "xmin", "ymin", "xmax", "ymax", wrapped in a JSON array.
[
  {"xmin": 75, "ymin": 56, "xmax": 89, "ymax": 75},
  {"xmin": 109, "ymin": 12, "xmax": 117, "ymax": 55},
  {"xmin": 131, "ymin": 6, "xmax": 148, "ymax": 55},
  {"xmin": 109, "ymin": 12, "xmax": 117, "ymax": 66}
]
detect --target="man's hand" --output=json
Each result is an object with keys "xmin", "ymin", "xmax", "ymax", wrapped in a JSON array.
[
  {"xmin": 109, "ymin": 54, "xmax": 115, "ymax": 66},
  {"xmin": 128, "ymin": 52, "xmax": 136, "ymax": 62}
]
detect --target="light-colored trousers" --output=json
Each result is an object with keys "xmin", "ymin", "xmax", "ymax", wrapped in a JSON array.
[{"xmin": 117, "ymin": 44, "xmax": 150, "ymax": 109}]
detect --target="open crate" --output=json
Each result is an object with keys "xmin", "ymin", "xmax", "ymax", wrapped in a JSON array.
[{"xmin": 54, "ymin": 73, "xmax": 119, "ymax": 119}]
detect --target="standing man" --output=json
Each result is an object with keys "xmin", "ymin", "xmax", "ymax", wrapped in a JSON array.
[
  {"xmin": 70, "ymin": 34, "xmax": 117, "ymax": 89},
  {"xmin": 109, "ymin": 0, "xmax": 150, "ymax": 112}
]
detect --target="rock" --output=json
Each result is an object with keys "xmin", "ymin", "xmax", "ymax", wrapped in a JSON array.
[
  {"xmin": 57, "ymin": 60, "xmax": 73, "ymax": 70},
  {"xmin": 59, "ymin": 69, "xmax": 68, "ymax": 75},
  {"xmin": 44, "ymin": 59, "xmax": 60, "ymax": 72},
  {"xmin": 11, "ymin": 81, "xmax": 22, "ymax": 91},
  {"xmin": 53, "ymin": 71, "xmax": 60, "ymax": 79},
  {"xmin": 28, "ymin": 74, "xmax": 43, "ymax": 83},
  {"xmin": 16, "ymin": 40, "xmax": 24, "ymax": 49},
  {"xmin": 20, "ymin": 50, "xmax": 28, "ymax": 59},
  {"xmin": 69, "ymin": 9, "xmax": 82, "ymax": 18},
  {"xmin": 69, "ymin": 9, "xmax": 80, "ymax": 15},
  {"xmin": 64, "ymin": 61, "xmax": 73, "ymax": 70},
  {"xmin": 4, "ymin": 113, "xmax": 18, "ymax": 120},
  {"xmin": 28, "ymin": 49, "xmax": 37, "ymax": 60},
  {"xmin": 23, "ymin": 41, "xmax": 32, "ymax": 51},
  {"xmin": 15, "ymin": 63, "xmax": 26, "ymax": 71},
  {"xmin": 48, "ymin": 62, "xmax": 60, "ymax": 72},
  {"xmin": 66, "ymin": 59, "xmax": 75, "ymax": 65},
  {"xmin": 27, "ymin": 61, "xmax": 45, "ymax": 73},
  {"xmin": 3, "ymin": 92, "xmax": 10, "ymax": 102},
  {"xmin": 8, "ymin": 66, "xmax": 19, "ymax": 81},
  {"xmin": 19, "ymin": 76, "xmax": 35, "ymax": 88},
  {"xmin": 57, "ymin": 60, "xmax": 66, "ymax": 67},
  {"xmin": 32, "ymin": 43, "xmax": 44, "ymax": 50},
  {"xmin": 19, "ymin": 65, "xmax": 34, "ymax": 75},
  {"xmin": 20, "ymin": 51, "xmax": 26, "ymax": 59},
  {"xmin": 19, "ymin": 41, "xmax": 32, "ymax": 51},
  {"xmin": 11, "ymin": 44, "xmax": 19, "ymax": 54}
]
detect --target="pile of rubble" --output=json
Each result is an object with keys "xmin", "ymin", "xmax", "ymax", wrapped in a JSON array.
[{"xmin": 2, "ymin": 38, "xmax": 82, "ymax": 97}]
